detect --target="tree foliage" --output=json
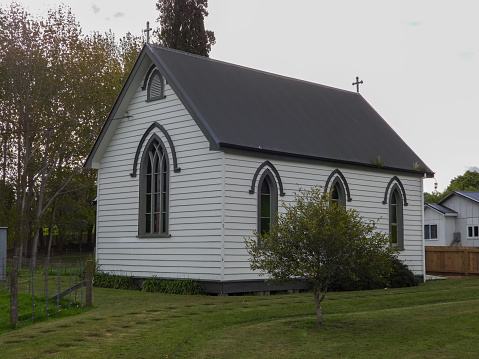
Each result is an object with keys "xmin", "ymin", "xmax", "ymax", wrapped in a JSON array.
[
  {"xmin": 155, "ymin": 0, "xmax": 215, "ymax": 56},
  {"xmin": 245, "ymin": 186, "xmax": 396, "ymax": 326},
  {"xmin": 0, "ymin": 3, "xmax": 142, "ymax": 266},
  {"xmin": 425, "ymin": 170, "xmax": 479, "ymax": 203}
]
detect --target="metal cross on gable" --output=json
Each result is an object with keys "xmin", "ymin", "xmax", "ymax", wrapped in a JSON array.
[
  {"xmin": 144, "ymin": 21, "xmax": 152, "ymax": 44},
  {"xmin": 352, "ymin": 76, "xmax": 363, "ymax": 93}
]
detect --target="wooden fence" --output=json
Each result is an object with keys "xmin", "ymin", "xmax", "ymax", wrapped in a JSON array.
[{"xmin": 425, "ymin": 246, "xmax": 479, "ymax": 275}]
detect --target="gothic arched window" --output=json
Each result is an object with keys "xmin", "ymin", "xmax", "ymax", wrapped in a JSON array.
[
  {"xmin": 258, "ymin": 170, "xmax": 278, "ymax": 236},
  {"xmin": 139, "ymin": 136, "xmax": 169, "ymax": 236},
  {"xmin": 389, "ymin": 185, "xmax": 404, "ymax": 250}
]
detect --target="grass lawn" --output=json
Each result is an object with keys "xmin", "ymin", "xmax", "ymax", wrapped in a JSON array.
[{"xmin": 0, "ymin": 277, "xmax": 478, "ymax": 358}]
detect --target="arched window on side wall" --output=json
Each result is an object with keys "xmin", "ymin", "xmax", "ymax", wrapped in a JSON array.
[
  {"xmin": 330, "ymin": 178, "xmax": 346, "ymax": 207},
  {"xmin": 258, "ymin": 170, "xmax": 278, "ymax": 237},
  {"xmin": 389, "ymin": 185, "xmax": 404, "ymax": 250},
  {"xmin": 139, "ymin": 136, "xmax": 169, "ymax": 236}
]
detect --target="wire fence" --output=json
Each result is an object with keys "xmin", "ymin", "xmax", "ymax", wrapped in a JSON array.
[{"xmin": 0, "ymin": 257, "xmax": 93, "ymax": 331}]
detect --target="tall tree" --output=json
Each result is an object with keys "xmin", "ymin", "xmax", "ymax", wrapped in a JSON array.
[
  {"xmin": 155, "ymin": 0, "xmax": 215, "ymax": 56},
  {"xmin": 0, "ymin": 3, "xmax": 142, "ymax": 267},
  {"xmin": 246, "ymin": 187, "xmax": 395, "ymax": 326}
]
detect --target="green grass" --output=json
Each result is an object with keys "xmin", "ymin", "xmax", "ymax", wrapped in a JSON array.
[{"xmin": 0, "ymin": 277, "xmax": 478, "ymax": 358}]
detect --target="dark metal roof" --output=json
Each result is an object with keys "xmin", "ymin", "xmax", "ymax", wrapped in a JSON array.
[
  {"xmin": 440, "ymin": 191, "xmax": 479, "ymax": 205},
  {"xmin": 87, "ymin": 44, "xmax": 433, "ymax": 175},
  {"xmin": 425, "ymin": 203, "xmax": 457, "ymax": 215},
  {"xmin": 148, "ymin": 45, "xmax": 432, "ymax": 175}
]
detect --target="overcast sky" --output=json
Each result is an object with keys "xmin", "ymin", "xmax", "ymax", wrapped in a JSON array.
[{"xmin": 4, "ymin": 0, "xmax": 479, "ymax": 193}]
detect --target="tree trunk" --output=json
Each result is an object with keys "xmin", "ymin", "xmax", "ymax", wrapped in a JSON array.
[
  {"xmin": 46, "ymin": 208, "xmax": 55, "ymax": 268},
  {"xmin": 313, "ymin": 286, "xmax": 323, "ymax": 326}
]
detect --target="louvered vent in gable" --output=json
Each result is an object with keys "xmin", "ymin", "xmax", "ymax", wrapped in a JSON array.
[{"xmin": 147, "ymin": 69, "xmax": 166, "ymax": 101}]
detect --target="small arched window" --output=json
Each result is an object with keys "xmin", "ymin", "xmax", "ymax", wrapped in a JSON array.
[
  {"xmin": 147, "ymin": 69, "xmax": 165, "ymax": 101},
  {"xmin": 330, "ymin": 178, "xmax": 346, "ymax": 207},
  {"xmin": 139, "ymin": 136, "xmax": 169, "ymax": 236},
  {"xmin": 258, "ymin": 170, "xmax": 278, "ymax": 236},
  {"xmin": 389, "ymin": 185, "xmax": 404, "ymax": 250}
]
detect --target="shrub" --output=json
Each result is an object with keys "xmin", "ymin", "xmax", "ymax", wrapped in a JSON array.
[
  {"xmin": 329, "ymin": 256, "xmax": 421, "ymax": 292},
  {"xmin": 93, "ymin": 272, "xmax": 138, "ymax": 290},
  {"xmin": 142, "ymin": 278, "xmax": 203, "ymax": 295}
]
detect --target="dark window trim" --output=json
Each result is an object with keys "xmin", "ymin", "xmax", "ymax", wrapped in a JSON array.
[
  {"xmin": 143, "ymin": 65, "xmax": 166, "ymax": 101},
  {"xmin": 424, "ymin": 224, "xmax": 438, "ymax": 240},
  {"xmin": 249, "ymin": 160, "xmax": 285, "ymax": 196},
  {"xmin": 330, "ymin": 177, "xmax": 347, "ymax": 207},
  {"xmin": 138, "ymin": 134, "xmax": 170, "ymax": 237},
  {"xmin": 324, "ymin": 169, "xmax": 352, "ymax": 202},
  {"xmin": 382, "ymin": 176, "xmax": 408, "ymax": 206},
  {"xmin": 131, "ymin": 122, "xmax": 180, "ymax": 177},
  {"xmin": 257, "ymin": 169, "xmax": 278, "ymax": 239},
  {"xmin": 467, "ymin": 225, "xmax": 479, "ymax": 238},
  {"xmin": 389, "ymin": 184, "xmax": 404, "ymax": 250}
]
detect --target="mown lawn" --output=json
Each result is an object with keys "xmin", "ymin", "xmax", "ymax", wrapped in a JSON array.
[{"xmin": 0, "ymin": 277, "xmax": 478, "ymax": 358}]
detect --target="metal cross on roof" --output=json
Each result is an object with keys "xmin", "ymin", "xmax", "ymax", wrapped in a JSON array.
[
  {"xmin": 352, "ymin": 76, "xmax": 363, "ymax": 93},
  {"xmin": 144, "ymin": 21, "xmax": 152, "ymax": 44}
]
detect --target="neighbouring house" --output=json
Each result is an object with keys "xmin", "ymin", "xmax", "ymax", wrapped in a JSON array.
[
  {"xmin": 84, "ymin": 44, "xmax": 434, "ymax": 293},
  {"xmin": 424, "ymin": 191, "xmax": 479, "ymax": 247}
]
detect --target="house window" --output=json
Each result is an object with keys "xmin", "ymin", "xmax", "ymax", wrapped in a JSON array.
[
  {"xmin": 424, "ymin": 224, "xmax": 437, "ymax": 239},
  {"xmin": 139, "ymin": 136, "xmax": 169, "ymax": 236},
  {"xmin": 467, "ymin": 225, "xmax": 479, "ymax": 238},
  {"xmin": 147, "ymin": 69, "xmax": 165, "ymax": 101},
  {"xmin": 258, "ymin": 170, "xmax": 278, "ymax": 236},
  {"xmin": 330, "ymin": 178, "xmax": 346, "ymax": 207},
  {"xmin": 389, "ymin": 186, "xmax": 404, "ymax": 250}
]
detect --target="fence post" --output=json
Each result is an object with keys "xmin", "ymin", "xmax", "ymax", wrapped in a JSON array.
[
  {"xmin": 85, "ymin": 260, "xmax": 93, "ymax": 308},
  {"xmin": 0, "ymin": 227, "xmax": 6, "ymax": 281},
  {"xmin": 10, "ymin": 256, "xmax": 18, "ymax": 328}
]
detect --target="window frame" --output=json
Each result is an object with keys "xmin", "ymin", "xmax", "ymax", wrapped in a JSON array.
[
  {"xmin": 424, "ymin": 224, "xmax": 438, "ymax": 240},
  {"xmin": 467, "ymin": 225, "xmax": 479, "ymax": 239},
  {"xmin": 146, "ymin": 69, "xmax": 166, "ymax": 102},
  {"xmin": 330, "ymin": 177, "xmax": 346, "ymax": 207},
  {"xmin": 257, "ymin": 169, "xmax": 278, "ymax": 240},
  {"xmin": 389, "ymin": 185, "xmax": 404, "ymax": 250},
  {"xmin": 138, "ymin": 135, "xmax": 170, "ymax": 238}
]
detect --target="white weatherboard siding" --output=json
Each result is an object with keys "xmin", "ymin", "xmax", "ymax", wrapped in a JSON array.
[
  {"xmin": 96, "ymin": 75, "xmax": 224, "ymax": 280},
  {"xmin": 222, "ymin": 153, "xmax": 425, "ymax": 281},
  {"xmin": 441, "ymin": 196, "xmax": 479, "ymax": 247}
]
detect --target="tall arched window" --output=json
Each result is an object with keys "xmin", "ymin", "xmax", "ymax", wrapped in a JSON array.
[
  {"xmin": 258, "ymin": 170, "xmax": 278, "ymax": 236},
  {"xmin": 330, "ymin": 178, "xmax": 346, "ymax": 207},
  {"xmin": 389, "ymin": 185, "xmax": 404, "ymax": 250},
  {"xmin": 139, "ymin": 136, "xmax": 169, "ymax": 236}
]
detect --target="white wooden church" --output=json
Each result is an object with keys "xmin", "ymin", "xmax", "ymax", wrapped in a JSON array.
[{"xmin": 85, "ymin": 44, "xmax": 434, "ymax": 293}]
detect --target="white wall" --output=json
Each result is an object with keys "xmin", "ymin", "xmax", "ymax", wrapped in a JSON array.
[
  {"xmin": 442, "ymin": 195, "xmax": 479, "ymax": 247},
  {"xmin": 96, "ymin": 66, "xmax": 224, "ymax": 280},
  {"xmin": 222, "ymin": 153, "xmax": 425, "ymax": 280}
]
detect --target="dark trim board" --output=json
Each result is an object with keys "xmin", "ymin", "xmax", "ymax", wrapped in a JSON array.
[{"xmin": 200, "ymin": 280, "xmax": 310, "ymax": 295}]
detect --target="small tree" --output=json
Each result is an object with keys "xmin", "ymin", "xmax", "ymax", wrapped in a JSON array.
[{"xmin": 245, "ymin": 186, "xmax": 396, "ymax": 326}]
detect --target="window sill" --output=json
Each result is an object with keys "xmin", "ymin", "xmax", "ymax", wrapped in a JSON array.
[{"xmin": 137, "ymin": 233, "xmax": 171, "ymax": 239}]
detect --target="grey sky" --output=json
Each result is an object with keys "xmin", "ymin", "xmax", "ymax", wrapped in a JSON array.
[{"xmin": 4, "ymin": 0, "xmax": 479, "ymax": 193}]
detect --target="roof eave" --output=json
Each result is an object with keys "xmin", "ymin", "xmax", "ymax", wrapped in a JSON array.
[{"xmin": 218, "ymin": 142, "xmax": 434, "ymax": 177}]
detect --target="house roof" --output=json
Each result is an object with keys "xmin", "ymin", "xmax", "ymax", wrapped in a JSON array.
[
  {"xmin": 424, "ymin": 202, "xmax": 457, "ymax": 216},
  {"xmin": 439, "ymin": 191, "xmax": 479, "ymax": 205},
  {"xmin": 85, "ymin": 44, "xmax": 434, "ymax": 176}
]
